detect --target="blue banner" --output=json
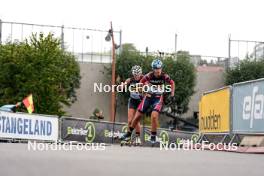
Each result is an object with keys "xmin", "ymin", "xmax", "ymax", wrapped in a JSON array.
[{"xmin": 232, "ymin": 79, "xmax": 264, "ymax": 133}]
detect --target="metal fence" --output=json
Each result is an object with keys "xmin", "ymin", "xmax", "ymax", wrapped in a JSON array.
[
  {"xmin": 140, "ymin": 37, "xmax": 264, "ymax": 70},
  {"xmin": 0, "ymin": 19, "xmax": 122, "ymax": 63},
  {"xmin": 228, "ymin": 35, "xmax": 264, "ymax": 68},
  {"xmin": 193, "ymin": 55, "xmax": 228, "ymax": 69},
  {"xmin": 139, "ymin": 50, "xmax": 228, "ymax": 69}
]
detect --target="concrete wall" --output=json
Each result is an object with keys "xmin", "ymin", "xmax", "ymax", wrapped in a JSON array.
[
  {"xmin": 64, "ymin": 63, "xmax": 225, "ymax": 122},
  {"xmin": 63, "ymin": 62, "xmax": 127, "ymax": 122},
  {"xmin": 63, "ymin": 62, "xmax": 111, "ymax": 120},
  {"xmin": 182, "ymin": 66, "xmax": 225, "ymax": 118}
]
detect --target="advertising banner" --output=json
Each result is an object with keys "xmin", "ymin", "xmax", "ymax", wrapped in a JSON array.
[
  {"xmin": 199, "ymin": 87, "xmax": 231, "ymax": 133},
  {"xmin": 142, "ymin": 127, "xmax": 197, "ymax": 145},
  {"xmin": 61, "ymin": 117, "xmax": 198, "ymax": 144},
  {"xmin": 232, "ymin": 79, "xmax": 264, "ymax": 133},
  {"xmin": 0, "ymin": 111, "xmax": 58, "ymax": 141},
  {"xmin": 61, "ymin": 117, "xmax": 128, "ymax": 143}
]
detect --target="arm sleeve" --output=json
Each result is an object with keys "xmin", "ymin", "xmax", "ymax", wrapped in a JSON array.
[
  {"xmin": 165, "ymin": 74, "xmax": 175, "ymax": 96},
  {"xmin": 140, "ymin": 73, "xmax": 150, "ymax": 84}
]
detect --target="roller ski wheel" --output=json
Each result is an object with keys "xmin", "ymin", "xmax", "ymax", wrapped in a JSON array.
[
  {"xmin": 151, "ymin": 141, "xmax": 158, "ymax": 147},
  {"xmin": 120, "ymin": 133, "xmax": 132, "ymax": 147},
  {"xmin": 150, "ymin": 136, "xmax": 159, "ymax": 147},
  {"xmin": 133, "ymin": 142, "xmax": 142, "ymax": 147},
  {"xmin": 120, "ymin": 139, "xmax": 132, "ymax": 147}
]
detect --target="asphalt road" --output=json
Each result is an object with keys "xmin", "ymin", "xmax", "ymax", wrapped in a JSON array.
[{"xmin": 0, "ymin": 143, "xmax": 263, "ymax": 176}]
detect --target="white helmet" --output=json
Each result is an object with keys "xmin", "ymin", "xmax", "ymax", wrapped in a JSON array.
[{"xmin": 131, "ymin": 65, "xmax": 142, "ymax": 76}]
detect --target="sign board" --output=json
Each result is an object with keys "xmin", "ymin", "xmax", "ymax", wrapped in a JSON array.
[
  {"xmin": 199, "ymin": 87, "xmax": 231, "ymax": 133},
  {"xmin": 0, "ymin": 111, "xmax": 58, "ymax": 141},
  {"xmin": 61, "ymin": 117, "xmax": 127, "ymax": 143},
  {"xmin": 61, "ymin": 117, "xmax": 197, "ymax": 144},
  {"xmin": 232, "ymin": 79, "xmax": 264, "ymax": 133}
]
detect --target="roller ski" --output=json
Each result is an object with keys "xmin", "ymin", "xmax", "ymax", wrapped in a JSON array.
[
  {"xmin": 120, "ymin": 132, "xmax": 142, "ymax": 147},
  {"xmin": 150, "ymin": 135, "xmax": 160, "ymax": 147},
  {"xmin": 120, "ymin": 132, "xmax": 132, "ymax": 146},
  {"xmin": 133, "ymin": 135, "xmax": 142, "ymax": 146},
  {"xmin": 120, "ymin": 138, "xmax": 132, "ymax": 146}
]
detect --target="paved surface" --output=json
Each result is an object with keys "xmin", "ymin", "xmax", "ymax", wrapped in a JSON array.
[{"xmin": 0, "ymin": 143, "xmax": 263, "ymax": 176}]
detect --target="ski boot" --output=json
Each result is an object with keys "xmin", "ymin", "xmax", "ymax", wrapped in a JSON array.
[
  {"xmin": 150, "ymin": 135, "xmax": 158, "ymax": 147},
  {"xmin": 120, "ymin": 132, "xmax": 132, "ymax": 147},
  {"xmin": 133, "ymin": 135, "xmax": 142, "ymax": 146}
]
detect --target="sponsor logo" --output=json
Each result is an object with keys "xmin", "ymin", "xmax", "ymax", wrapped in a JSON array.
[
  {"xmin": 200, "ymin": 110, "xmax": 221, "ymax": 130},
  {"xmin": 67, "ymin": 122, "xmax": 96, "ymax": 143},
  {"xmin": 84, "ymin": 122, "xmax": 96, "ymax": 143},
  {"xmin": 242, "ymin": 86, "xmax": 264, "ymax": 128},
  {"xmin": 67, "ymin": 127, "xmax": 87, "ymax": 135},
  {"xmin": 121, "ymin": 125, "xmax": 128, "ymax": 133},
  {"xmin": 144, "ymin": 130, "xmax": 169, "ymax": 143},
  {"xmin": 159, "ymin": 130, "xmax": 169, "ymax": 144},
  {"xmin": 104, "ymin": 125, "xmax": 128, "ymax": 138},
  {"xmin": 104, "ymin": 130, "xmax": 123, "ymax": 138},
  {"xmin": 0, "ymin": 112, "xmax": 53, "ymax": 136},
  {"xmin": 191, "ymin": 134, "xmax": 199, "ymax": 143}
]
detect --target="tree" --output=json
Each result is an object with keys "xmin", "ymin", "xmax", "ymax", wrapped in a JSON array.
[
  {"xmin": 162, "ymin": 53, "xmax": 196, "ymax": 114},
  {"xmin": 225, "ymin": 59, "xmax": 264, "ymax": 85},
  {"xmin": 0, "ymin": 33, "xmax": 81, "ymax": 116},
  {"xmin": 105, "ymin": 44, "xmax": 196, "ymax": 115}
]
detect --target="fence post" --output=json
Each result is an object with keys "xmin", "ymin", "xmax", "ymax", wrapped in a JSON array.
[
  {"xmin": 119, "ymin": 30, "xmax": 122, "ymax": 55},
  {"xmin": 229, "ymin": 86, "xmax": 233, "ymax": 142},
  {"xmin": 0, "ymin": 19, "xmax": 2, "ymax": 45},
  {"xmin": 61, "ymin": 25, "xmax": 64, "ymax": 50},
  {"xmin": 228, "ymin": 34, "xmax": 231, "ymax": 70}
]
